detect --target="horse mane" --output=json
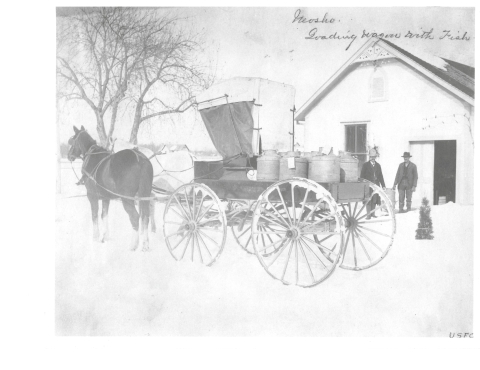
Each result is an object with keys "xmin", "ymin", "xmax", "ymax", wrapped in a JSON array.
[
  {"xmin": 83, "ymin": 133, "xmax": 97, "ymax": 150},
  {"xmin": 76, "ymin": 130, "xmax": 100, "ymax": 154},
  {"xmin": 88, "ymin": 143, "xmax": 108, "ymax": 153}
]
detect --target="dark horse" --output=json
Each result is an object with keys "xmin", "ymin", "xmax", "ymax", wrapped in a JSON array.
[{"xmin": 68, "ymin": 126, "xmax": 154, "ymax": 251}]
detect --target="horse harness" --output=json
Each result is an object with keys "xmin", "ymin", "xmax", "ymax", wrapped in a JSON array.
[{"xmin": 80, "ymin": 145, "xmax": 155, "ymax": 202}]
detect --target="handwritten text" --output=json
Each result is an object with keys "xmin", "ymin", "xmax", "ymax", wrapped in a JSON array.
[
  {"xmin": 292, "ymin": 9, "xmax": 335, "ymax": 24},
  {"xmin": 292, "ymin": 9, "xmax": 471, "ymax": 51}
]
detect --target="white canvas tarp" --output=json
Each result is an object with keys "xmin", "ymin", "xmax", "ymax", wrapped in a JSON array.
[{"xmin": 196, "ymin": 77, "xmax": 295, "ymax": 155}]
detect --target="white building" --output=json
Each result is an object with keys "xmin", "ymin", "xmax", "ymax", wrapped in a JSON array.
[{"xmin": 295, "ymin": 37, "xmax": 474, "ymax": 206}]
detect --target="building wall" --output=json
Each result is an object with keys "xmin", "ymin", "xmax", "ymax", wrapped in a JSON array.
[{"xmin": 303, "ymin": 58, "xmax": 473, "ymax": 205}]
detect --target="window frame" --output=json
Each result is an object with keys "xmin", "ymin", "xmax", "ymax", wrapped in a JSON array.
[
  {"xmin": 344, "ymin": 123, "xmax": 368, "ymax": 157},
  {"xmin": 343, "ymin": 122, "xmax": 369, "ymax": 175},
  {"xmin": 368, "ymin": 66, "xmax": 388, "ymax": 103}
]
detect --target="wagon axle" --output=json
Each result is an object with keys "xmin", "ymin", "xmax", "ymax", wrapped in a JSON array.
[
  {"xmin": 344, "ymin": 216, "xmax": 358, "ymax": 230},
  {"xmin": 285, "ymin": 228, "xmax": 300, "ymax": 240},
  {"xmin": 184, "ymin": 222, "xmax": 197, "ymax": 232}
]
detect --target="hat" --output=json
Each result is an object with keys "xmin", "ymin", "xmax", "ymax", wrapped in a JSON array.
[
  {"xmin": 402, "ymin": 152, "xmax": 412, "ymax": 158},
  {"xmin": 368, "ymin": 148, "xmax": 378, "ymax": 156}
]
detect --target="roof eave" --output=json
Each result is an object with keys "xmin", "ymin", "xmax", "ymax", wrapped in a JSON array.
[
  {"xmin": 295, "ymin": 37, "xmax": 377, "ymax": 121},
  {"xmin": 379, "ymin": 42, "xmax": 474, "ymax": 107},
  {"xmin": 295, "ymin": 38, "xmax": 474, "ymax": 121}
]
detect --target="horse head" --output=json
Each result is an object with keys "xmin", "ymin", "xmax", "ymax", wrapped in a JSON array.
[{"xmin": 67, "ymin": 125, "xmax": 96, "ymax": 161}]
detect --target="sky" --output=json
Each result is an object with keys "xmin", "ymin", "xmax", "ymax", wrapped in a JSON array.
[
  {"xmin": 55, "ymin": 6, "xmax": 475, "ymax": 149},
  {"xmin": 176, "ymin": 7, "xmax": 474, "ymax": 105}
]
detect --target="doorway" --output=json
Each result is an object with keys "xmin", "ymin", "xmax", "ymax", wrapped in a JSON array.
[
  {"xmin": 434, "ymin": 140, "xmax": 456, "ymax": 205},
  {"xmin": 409, "ymin": 141, "xmax": 434, "ymax": 208}
]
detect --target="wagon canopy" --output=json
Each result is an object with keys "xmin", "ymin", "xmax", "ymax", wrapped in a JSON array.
[
  {"xmin": 196, "ymin": 77, "xmax": 295, "ymax": 158},
  {"xmin": 199, "ymin": 100, "xmax": 255, "ymax": 158}
]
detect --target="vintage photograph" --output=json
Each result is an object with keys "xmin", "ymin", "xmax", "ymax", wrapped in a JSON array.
[{"xmin": 55, "ymin": 6, "xmax": 474, "ymax": 338}]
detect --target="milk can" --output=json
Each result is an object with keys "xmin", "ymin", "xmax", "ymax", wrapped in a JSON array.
[
  {"xmin": 339, "ymin": 152, "xmax": 359, "ymax": 183},
  {"xmin": 257, "ymin": 149, "xmax": 280, "ymax": 181},
  {"xmin": 308, "ymin": 151, "xmax": 340, "ymax": 183},
  {"xmin": 279, "ymin": 151, "xmax": 308, "ymax": 180},
  {"xmin": 302, "ymin": 152, "xmax": 313, "ymax": 163}
]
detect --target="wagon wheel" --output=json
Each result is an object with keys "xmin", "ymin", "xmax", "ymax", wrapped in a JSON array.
[
  {"xmin": 252, "ymin": 178, "xmax": 345, "ymax": 288},
  {"xmin": 338, "ymin": 179, "xmax": 396, "ymax": 271},
  {"xmin": 163, "ymin": 183, "xmax": 227, "ymax": 266},
  {"xmin": 229, "ymin": 200, "xmax": 256, "ymax": 254}
]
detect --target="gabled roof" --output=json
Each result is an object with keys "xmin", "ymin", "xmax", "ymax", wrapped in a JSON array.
[
  {"xmin": 442, "ymin": 58, "xmax": 475, "ymax": 79},
  {"xmin": 295, "ymin": 38, "xmax": 474, "ymax": 121},
  {"xmin": 381, "ymin": 39, "xmax": 474, "ymax": 99}
]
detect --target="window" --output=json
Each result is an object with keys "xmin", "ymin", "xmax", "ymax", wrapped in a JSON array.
[
  {"xmin": 369, "ymin": 67, "xmax": 388, "ymax": 102},
  {"xmin": 345, "ymin": 124, "xmax": 367, "ymax": 173},
  {"xmin": 371, "ymin": 77, "xmax": 385, "ymax": 99}
]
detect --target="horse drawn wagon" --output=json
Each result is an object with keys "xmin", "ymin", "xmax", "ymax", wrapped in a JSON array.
[
  {"xmin": 157, "ymin": 77, "xmax": 396, "ymax": 288},
  {"xmin": 67, "ymin": 77, "xmax": 396, "ymax": 288}
]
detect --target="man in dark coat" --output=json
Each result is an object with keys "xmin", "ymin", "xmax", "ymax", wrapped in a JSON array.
[
  {"xmin": 360, "ymin": 148, "xmax": 386, "ymax": 219},
  {"xmin": 393, "ymin": 152, "xmax": 418, "ymax": 213}
]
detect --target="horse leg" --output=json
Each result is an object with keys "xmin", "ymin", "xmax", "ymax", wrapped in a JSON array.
[
  {"xmin": 87, "ymin": 195, "xmax": 100, "ymax": 242},
  {"xmin": 100, "ymin": 199, "xmax": 110, "ymax": 243},
  {"xmin": 137, "ymin": 159, "xmax": 153, "ymax": 251},
  {"xmin": 149, "ymin": 196, "xmax": 156, "ymax": 233},
  {"xmin": 121, "ymin": 198, "xmax": 140, "ymax": 251},
  {"xmin": 139, "ymin": 199, "xmax": 150, "ymax": 252}
]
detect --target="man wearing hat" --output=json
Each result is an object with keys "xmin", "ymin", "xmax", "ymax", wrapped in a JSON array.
[
  {"xmin": 393, "ymin": 152, "xmax": 418, "ymax": 213},
  {"xmin": 360, "ymin": 148, "xmax": 386, "ymax": 219}
]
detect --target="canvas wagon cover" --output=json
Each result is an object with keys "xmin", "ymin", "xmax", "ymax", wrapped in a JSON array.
[{"xmin": 196, "ymin": 77, "xmax": 295, "ymax": 158}]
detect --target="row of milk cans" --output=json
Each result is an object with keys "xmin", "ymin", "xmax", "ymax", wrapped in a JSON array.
[{"xmin": 256, "ymin": 149, "xmax": 359, "ymax": 183}]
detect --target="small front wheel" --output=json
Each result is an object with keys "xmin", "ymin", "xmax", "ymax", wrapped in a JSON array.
[{"xmin": 163, "ymin": 183, "xmax": 227, "ymax": 266}]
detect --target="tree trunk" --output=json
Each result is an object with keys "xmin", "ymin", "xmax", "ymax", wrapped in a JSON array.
[
  {"xmin": 106, "ymin": 101, "xmax": 120, "ymax": 149},
  {"xmin": 95, "ymin": 110, "xmax": 108, "ymax": 147},
  {"xmin": 129, "ymin": 101, "xmax": 144, "ymax": 145}
]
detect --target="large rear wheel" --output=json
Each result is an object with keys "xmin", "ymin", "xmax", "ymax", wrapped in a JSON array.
[{"xmin": 251, "ymin": 178, "xmax": 345, "ymax": 287}]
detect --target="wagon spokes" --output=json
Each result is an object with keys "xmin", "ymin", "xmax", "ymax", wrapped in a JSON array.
[
  {"xmin": 339, "ymin": 180, "xmax": 396, "ymax": 271},
  {"xmin": 163, "ymin": 183, "xmax": 227, "ymax": 266},
  {"xmin": 252, "ymin": 178, "xmax": 344, "ymax": 288}
]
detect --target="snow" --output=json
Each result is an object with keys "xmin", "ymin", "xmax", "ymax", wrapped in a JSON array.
[{"xmin": 56, "ymin": 181, "xmax": 473, "ymax": 336}]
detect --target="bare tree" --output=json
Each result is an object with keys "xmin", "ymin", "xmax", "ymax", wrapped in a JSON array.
[
  {"xmin": 56, "ymin": 8, "xmax": 153, "ymax": 146},
  {"xmin": 127, "ymin": 13, "xmax": 214, "ymax": 144},
  {"xmin": 57, "ymin": 8, "xmax": 214, "ymax": 146}
]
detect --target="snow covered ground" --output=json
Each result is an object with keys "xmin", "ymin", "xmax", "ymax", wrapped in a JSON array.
[{"xmin": 56, "ymin": 167, "xmax": 473, "ymax": 336}]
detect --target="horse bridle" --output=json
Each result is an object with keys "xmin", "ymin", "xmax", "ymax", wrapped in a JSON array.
[{"xmin": 68, "ymin": 130, "xmax": 91, "ymax": 160}]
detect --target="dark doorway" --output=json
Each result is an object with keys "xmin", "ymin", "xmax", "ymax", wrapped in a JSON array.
[{"xmin": 434, "ymin": 140, "xmax": 456, "ymax": 205}]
